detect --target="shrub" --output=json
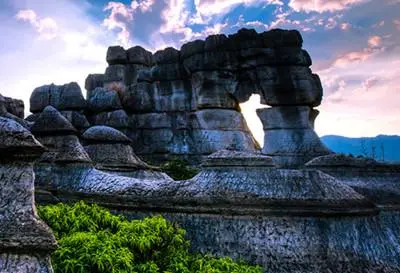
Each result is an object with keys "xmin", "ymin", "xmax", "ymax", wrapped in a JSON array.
[
  {"xmin": 160, "ymin": 160, "xmax": 199, "ymax": 180},
  {"xmin": 38, "ymin": 202, "xmax": 262, "ymax": 273}
]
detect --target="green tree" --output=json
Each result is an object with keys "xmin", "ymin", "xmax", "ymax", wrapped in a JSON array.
[{"xmin": 38, "ymin": 201, "xmax": 262, "ymax": 273}]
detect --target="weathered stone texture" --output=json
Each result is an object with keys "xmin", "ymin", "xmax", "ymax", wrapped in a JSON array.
[
  {"xmin": 30, "ymin": 82, "xmax": 86, "ymax": 113},
  {"xmin": 0, "ymin": 117, "xmax": 56, "ymax": 273},
  {"xmin": 76, "ymin": 28, "xmax": 330, "ymax": 163},
  {"xmin": 257, "ymin": 106, "xmax": 332, "ymax": 167}
]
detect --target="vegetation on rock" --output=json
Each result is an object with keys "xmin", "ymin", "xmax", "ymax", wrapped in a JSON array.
[
  {"xmin": 38, "ymin": 201, "xmax": 262, "ymax": 273},
  {"xmin": 160, "ymin": 160, "xmax": 199, "ymax": 180}
]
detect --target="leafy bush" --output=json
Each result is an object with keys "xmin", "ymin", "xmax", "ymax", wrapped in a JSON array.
[
  {"xmin": 160, "ymin": 160, "xmax": 199, "ymax": 180},
  {"xmin": 38, "ymin": 202, "xmax": 262, "ymax": 273}
]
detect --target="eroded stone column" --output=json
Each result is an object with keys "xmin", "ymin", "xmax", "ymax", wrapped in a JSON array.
[
  {"xmin": 257, "ymin": 106, "xmax": 332, "ymax": 167},
  {"xmin": 0, "ymin": 117, "xmax": 57, "ymax": 273}
]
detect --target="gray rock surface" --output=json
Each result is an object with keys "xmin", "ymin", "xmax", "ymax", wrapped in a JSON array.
[
  {"xmin": 257, "ymin": 106, "xmax": 332, "ymax": 167},
  {"xmin": 30, "ymin": 82, "xmax": 86, "ymax": 113},
  {"xmin": 82, "ymin": 126, "xmax": 172, "ymax": 180},
  {"xmin": 0, "ymin": 94, "xmax": 31, "ymax": 128},
  {"xmin": 79, "ymin": 28, "xmax": 329, "ymax": 163},
  {"xmin": 85, "ymin": 73, "xmax": 105, "ymax": 96},
  {"xmin": 106, "ymin": 46, "xmax": 127, "ymax": 65},
  {"xmin": 87, "ymin": 87, "xmax": 122, "ymax": 113},
  {"xmin": 31, "ymin": 106, "xmax": 91, "ymax": 163},
  {"xmin": 306, "ymin": 154, "xmax": 400, "ymax": 206},
  {"xmin": 0, "ymin": 117, "xmax": 56, "ymax": 273}
]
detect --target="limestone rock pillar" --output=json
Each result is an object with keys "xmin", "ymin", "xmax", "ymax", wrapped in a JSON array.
[
  {"xmin": 257, "ymin": 106, "xmax": 332, "ymax": 167},
  {"xmin": 0, "ymin": 117, "xmax": 57, "ymax": 273}
]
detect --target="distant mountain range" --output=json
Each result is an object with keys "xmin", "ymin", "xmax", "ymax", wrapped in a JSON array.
[{"xmin": 321, "ymin": 135, "xmax": 400, "ymax": 163}]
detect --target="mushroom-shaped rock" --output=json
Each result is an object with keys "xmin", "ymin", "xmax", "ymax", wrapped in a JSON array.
[
  {"xmin": 82, "ymin": 126, "xmax": 172, "ymax": 180},
  {"xmin": 305, "ymin": 154, "xmax": 400, "ymax": 206},
  {"xmin": 0, "ymin": 117, "xmax": 56, "ymax": 272},
  {"xmin": 176, "ymin": 150, "xmax": 376, "ymax": 216},
  {"xmin": 31, "ymin": 106, "xmax": 91, "ymax": 163}
]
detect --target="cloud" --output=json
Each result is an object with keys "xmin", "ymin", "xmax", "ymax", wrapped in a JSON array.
[
  {"xmin": 288, "ymin": 0, "xmax": 366, "ymax": 13},
  {"xmin": 340, "ymin": 22, "xmax": 351, "ymax": 30},
  {"xmin": 133, "ymin": 0, "xmax": 155, "ymax": 12},
  {"xmin": 102, "ymin": 1, "xmax": 158, "ymax": 46},
  {"xmin": 331, "ymin": 35, "xmax": 384, "ymax": 68},
  {"xmin": 194, "ymin": 0, "xmax": 283, "ymax": 18},
  {"xmin": 368, "ymin": 35, "xmax": 382, "ymax": 47},
  {"xmin": 362, "ymin": 76, "xmax": 379, "ymax": 90},
  {"xmin": 103, "ymin": 2, "xmax": 134, "ymax": 46},
  {"xmin": 16, "ymin": 9, "xmax": 58, "ymax": 40},
  {"xmin": 394, "ymin": 19, "xmax": 400, "ymax": 31}
]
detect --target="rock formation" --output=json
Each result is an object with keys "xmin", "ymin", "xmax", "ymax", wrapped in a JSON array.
[
  {"xmin": 0, "ymin": 93, "xmax": 31, "ymax": 128},
  {"xmin": 86, "ymin": 87, "xmax": 131, "ymax": 136},
  {"xmin": 31, "ymin": 106, "xmax": 173, "ymax": 203},
  {"xmin": 17, "ymin": 28, "xmax": 400, "ymax": 273},
  {"xmin": 81, "ymin": 125, "xmax": 172, "ymax": 180},
  {"xmin": 305, "ymin": 154, "xmax": 400, "ymax": 206},
  {"xmin": 0, "ymin": 117, "xmax": 57, "ymax": 273},
  {"xmin": 27, "ymin": 83, "xmax": 90, "ymax": 133},
  {"xmin": 257, "ymin": 106, "xmax": 332, "ymax": 167},
  {"xmin": 77, "ymin": 28, "xmax": 331, "ymax": 165}
]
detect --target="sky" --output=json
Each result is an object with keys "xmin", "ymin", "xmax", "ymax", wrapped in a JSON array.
[{"xmin": 0, "ymin": 0, "xmax": 399, "ymax": 145}]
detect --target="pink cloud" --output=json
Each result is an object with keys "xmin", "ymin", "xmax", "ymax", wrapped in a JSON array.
[
  {"xmin": 340, "ymin": 22, "xmax": 351, "ymax": 30},
  {"xmin": 332, "ymin": 36, "xmax": 385, "ymax": 68},
  {"xmin": 394, "ymin": 19, "xmax": 400, "ymax": 31},
  {"xmin": 362, "ymin": 76, "xmax": 379, "ymax": 91},
  {"xmin": 368, "ymin": 35, "xmax": 382, "ymax": 47},
  {"xmin": 289, "ymin": 0, "xmax": 366, "ymax": 13},
  {"xmin": 16, "ymin": 9, "xmax": 58, "ymax": 40}
]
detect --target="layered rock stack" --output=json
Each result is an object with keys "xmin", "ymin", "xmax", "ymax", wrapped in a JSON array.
[
  {"xmin": 27, "ymin": 82, "xmax": 90, "ymax": 133},
  {"xmin": 0, "ymin": 93, "xmax": 30, "ymax": 128},
  {"xmin": 81, "ymin": 125, "xmax": 172, "ymax": 180},
  {"xmin": 86, "ymin": 87, "xmax": 131, "ymax": 136},
  {"xmin": 0, "ymin": 117, "xmax": 57, "ymax": 272},
  {"xmin": 79, "ymin": 28, "xmax": 331, "ymax": 164}
]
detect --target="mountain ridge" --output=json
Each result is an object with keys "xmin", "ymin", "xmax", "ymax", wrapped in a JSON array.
[{"xmin": 320, "ymin": 134, "xmax": 400, "ymax": 163}]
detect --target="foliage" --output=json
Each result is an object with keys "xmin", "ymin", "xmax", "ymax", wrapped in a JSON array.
[
  {"xmin": 38, "ymin": 202, "xmax": 262, "ymax": 273},
  {"xmin": 160, "ymin": 160, "xmax": 199, "ymax": 180}
]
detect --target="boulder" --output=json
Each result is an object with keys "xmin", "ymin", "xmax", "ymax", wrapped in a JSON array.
[
  {"xmin": 3, "ymin": 96, "xmax": 24, "ymax": 118},
  {"xmin": 257, "ymin": 66, "xmax": 322, "ymax": 107},
  {"xmin": 106, "ymin": 46, "xmax": 127, "ymax": 65},
  {"xmin": 30, "ymin": 82, "xmax": 86, "ymax": 113},
  {"xmin": 87, "ymin": 87, "xmax": 122, "ymax": 113},
  {"xmin": 122, "ymin": 82, "xmax": 154, "ymax": 112},
  {"xmin": 127, "ymin": 46, "xmax": 153, "ymax": 66},
  {"xmin": 85, "ymin": 74, "xmax": 105, "ymax": 96},
  {"xmin": 191, "ymin": 71, "xmax": 239, "ymax": 110},
  {"xmin": 88, "ymin": 109, "xmax": 131, "ymax": 130},
  {"xmin": 153, "ymin": 47, "xmax": 180, "ymax": 64},
  {"xmin": 180, "ymin": 39, "xmax": 205, "ymax": 60}
]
